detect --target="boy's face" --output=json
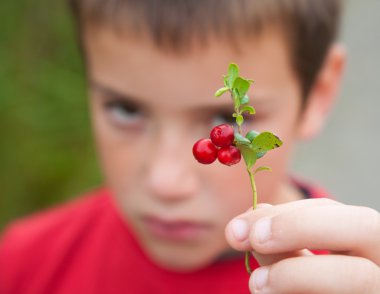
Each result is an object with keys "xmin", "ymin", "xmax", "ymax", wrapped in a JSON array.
[{"xmin": 84, "ymin": 27, "xmax": 304, "ymax": 271}]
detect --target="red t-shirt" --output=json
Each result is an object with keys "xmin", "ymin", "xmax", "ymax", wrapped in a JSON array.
[{"xmin": 0, "ymin": 184, "xmax": 328, "ymax": 294}]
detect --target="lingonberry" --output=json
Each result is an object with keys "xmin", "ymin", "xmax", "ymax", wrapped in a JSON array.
[
  {"xmin": 193, "ymin": 63, "xmax": 283, "ymax": 276},
  {"xmin": 217, "ymin": 146, "xmax": 241, "ymax": 166},
  {"xmin": 210, "ymin": 124, "xmax": 235, "ymax": 147},
  {"xmin": 192, "ymin": 138, "xmax": 218, "ymax": 164}
]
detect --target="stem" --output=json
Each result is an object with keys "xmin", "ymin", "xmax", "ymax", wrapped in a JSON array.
[
  {"xmin": 237, "ymin": 123, "xmax": 242, "ymax": 135},
  {"xmin": 234, "ymin": 107, "xmax": 242, "ymax": 134},
  {"xmin": 247, "ymin": 168, "xmax": 257, "ymax": 210},
  {"xmin": 230, "ymin": 89, "xmax": 257, "ymax": 275},
  {"xmin": 245, "ymin": 251, "xmax": 252, "ymax": 275},
  {"xmin": 244, "ymin": 167, "xmax": 257, "ymax": 274},
  {"xmin": 231, "ymin": 92, "xmax": 243, "ymax": 135}
]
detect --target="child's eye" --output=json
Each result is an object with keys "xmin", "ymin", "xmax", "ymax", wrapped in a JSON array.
[
  {"xmin": 211, "ymin": 111, "xmax": 236, "ymax": 127},
  {"xmin": 104, "ymin": 100, "xmax": 143, "ymax": 128}
]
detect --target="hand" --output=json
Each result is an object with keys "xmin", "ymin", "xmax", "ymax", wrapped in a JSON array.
[{"xmin": 225, "ymin": 198, "xmax": 380, "ymax": 294}]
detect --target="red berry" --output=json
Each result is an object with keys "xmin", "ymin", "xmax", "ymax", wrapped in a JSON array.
[
  {"xmin": 192, "ymin": 138, "xmax": 218, "ymax": 164},
  {"xmin": 210, "ymin": 124, "xmax": 234, "ymax": 147},
  {"xmin": 218, "ymin": 146, "xmax": 241, "ymax": 166}
]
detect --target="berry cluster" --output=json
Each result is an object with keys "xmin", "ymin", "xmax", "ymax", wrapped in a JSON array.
[
  {"xmin": 192, "ymin": 124, "xmax": 241, "ymax": 166},
  {"xmin": 192, "ymin": 63, "xmax": 283, "ymax": 276}
]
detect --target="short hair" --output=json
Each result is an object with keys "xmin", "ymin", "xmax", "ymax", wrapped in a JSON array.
[{"xmin": 68, "ymin": 0, "xmax": 343, "ymax": 100}]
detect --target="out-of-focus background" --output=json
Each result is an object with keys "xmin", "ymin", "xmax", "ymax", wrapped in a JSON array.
[
  {"xmin": 0, "ymin": 0, "xmax": 101, "ymax": 229},
  {"xmin": 292, "ymin": 0, "xmax": 380, "ymax": 210},
  {"xmin": 0, "ymin": 0, "xmax": 379, "ymax": 230}
]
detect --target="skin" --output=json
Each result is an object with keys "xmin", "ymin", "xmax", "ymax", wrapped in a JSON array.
[
  {"xmin": 225, "ymin": 201, "xmax": 380, "ymax": 293},
  {"xmin": 83, "ymin": 25, "xmax": 380, "ymax": 292}
]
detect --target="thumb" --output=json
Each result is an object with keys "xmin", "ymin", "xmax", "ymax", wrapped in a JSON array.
[
  {"xmin": 225, "ymin": 203, "xmax": 274, "ymax": 253},
  {"xmin": 225, "ymin": 203, "xmax": 313, "ymax": 266}
]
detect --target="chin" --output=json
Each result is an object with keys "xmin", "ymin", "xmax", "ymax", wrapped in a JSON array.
[
  {"xmin": 151, "ymin": 254, "xmax": 213, "ymax": 273},
  {"xmin": 144, "ymin": 243, "xmax": 222, "ymax": 273}
]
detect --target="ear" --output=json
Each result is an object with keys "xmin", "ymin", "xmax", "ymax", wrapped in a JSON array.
[{"xmin": 297, "ymin": 44, "xmax": 347, "ymax": 140}]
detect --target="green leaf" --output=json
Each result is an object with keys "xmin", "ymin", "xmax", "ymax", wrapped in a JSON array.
[
  {"xmin": 228, "ymin": 63, "xmax": 239, "ymax": 87},
  {"xmin": 241, "ymin": 105, "xmax": 256, "ymax": 115},
  {"xmin": 223, "ymin": 75, "xmax": 229, "ymax": 87},
  {"xmin": 251, "ymin": 132, "xmax": 283, "ymax": 154},
  {"xmin": 247, "ymin": 79, "xmax": 255, "ymax": 84},
  {"xmin": 215, "ymin": 86, "xmax": 230, "ymax": 97},
  {"xmin": 231, "ymin": 87, "xmax": 239, "ymax": 98},
  {"xmin": 236, "ymin": 114, "xmax": 244, "ymax": 126},
  {"xmin": 246, "ymin": 130, "xmax": 260, "ymax": 142},
  {"xmin": 233, "ymin": 92, "xmax": 241, "ymax": 108},
  {"xmin": 254, "ymin": 166, "xmax": 272, "ymax": 175},
  {"xmin": 237, "ymin": 144, "xmax": 257, "ymax": 169},
  {"xmin": 234, "ymin": 133, "xmax": 251, "ymax": 145},
  {"xmin": 240, "ymin": 95, "xmax": 249, "ymax": 105},
  {"xmin": 233, "ymin": 77, "xmax": 250, "ymax": 98},
  {"xmin": 256, "ymin": 151, "xmax": 266, "ymax": 159}
]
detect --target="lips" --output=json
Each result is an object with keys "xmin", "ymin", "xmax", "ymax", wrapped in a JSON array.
[{"xmin": 142, "ymin": 216, "xmax": 212, "ymax": 242}]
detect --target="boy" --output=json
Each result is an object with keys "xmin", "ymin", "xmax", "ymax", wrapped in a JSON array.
[{"xmin": 1, "ymin": 0, "xmax": 380, "ymax": 293}]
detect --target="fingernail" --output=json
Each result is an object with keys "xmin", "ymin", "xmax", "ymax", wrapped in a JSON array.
[
  {"xmin": 230, "ymin": 219, "xmax": 249, "ymax": 241},
  {"xmin": 256, "ymin": 203, "xmax": 272, "ymax": 209},
  {"xmin": 254, "ymin": 217, "xmax": 271, "ymax": 243},
  {"xmin": 251, "ymin": 267, "xmax": 269, "ymax": 292}
]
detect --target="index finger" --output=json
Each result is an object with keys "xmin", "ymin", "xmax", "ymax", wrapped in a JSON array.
[
  {"xmin": 225, "ymin": 198, "xmax": 340, "ymax": 251},
  {"xmin": 226, "ymin": 200, "xmax": 380, "ymax": 265}
]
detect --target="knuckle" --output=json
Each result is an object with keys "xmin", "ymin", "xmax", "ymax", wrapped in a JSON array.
[
  {"xmin": 317, "ymin": 198, "xmax": 341, "ymax": 206},
  {"xmin": 363, "ymin": 207, "xmax": 380, "ymax": 223},
  {"xmin": 359, "ymin": 207, "xmax": 380, "ymax": 240},
  {"xmin": 357, "ymin": 258, "xmax": 380, "ymax": 294},
  {"xmin": 367, "ymin": 208, "xmax": 380, "ymax": 230}
]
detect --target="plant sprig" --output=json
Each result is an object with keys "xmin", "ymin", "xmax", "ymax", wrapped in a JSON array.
[{"xmin": 215, "ymin": 63, "xmax": 283, "ymax": 274}]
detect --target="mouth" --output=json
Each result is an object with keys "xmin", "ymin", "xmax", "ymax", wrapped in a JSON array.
[{"xmin": 142, "ymin": 216, "xmax": 212, "ymax": 242}]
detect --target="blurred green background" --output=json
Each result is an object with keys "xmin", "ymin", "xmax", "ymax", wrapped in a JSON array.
[
  {"xmin": 1, "ymin": 0, "xmax": 380, "ymax": 231},
  {"xmin": 0, "ymin": 0, "xmax": 101, "ymax": 229}
]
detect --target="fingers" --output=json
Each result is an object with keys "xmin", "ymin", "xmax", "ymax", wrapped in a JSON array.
[
  {"xmin": 249, "ymin": 255, "xmax": 380, "ymax": 294},
  {"xmin": 263, "ymin": 205, "xmax": 380, "ymax": 263},
  {"xmin": 225, "ymin": 198, "xmax": 340, "ymax": 251},
  {"xmin": 225, "ymin": 199, "xmax": 380, "ymax": 265},
  {"xmin": 225, "ymin": 199, "xmax": 336, "ymax": 266}
]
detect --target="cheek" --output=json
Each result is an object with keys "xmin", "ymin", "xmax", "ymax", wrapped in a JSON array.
[
  {"xmin": 98, "ymin": 137, "xmax": 139, "ymax": 183},
  {"xmin": 91, "ymin": 107, "xmax": 144, "ymax": 195}
]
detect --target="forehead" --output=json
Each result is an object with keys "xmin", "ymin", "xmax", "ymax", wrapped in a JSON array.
[{"xmin": 83, "ymin": 26, "xmax": 299, "ymax": 110}]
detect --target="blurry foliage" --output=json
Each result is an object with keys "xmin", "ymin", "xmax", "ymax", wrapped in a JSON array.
[{"xmin": 0, "ymin": 0, "xmax": 101, "ymax": 229}]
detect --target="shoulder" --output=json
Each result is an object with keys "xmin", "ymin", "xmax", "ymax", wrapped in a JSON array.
[
  {"xmin": 0, "ymin": 188, "xmax": 111, "ymax": 290},
  {"xmin": 0, "ymin": 188, "xmax": 110, "ymax": 246},
  {"xmin": 292, "ymin": 177, "xmax": 331, "ymax": 199}
]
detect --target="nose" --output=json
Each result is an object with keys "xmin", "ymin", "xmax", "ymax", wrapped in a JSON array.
[{"xmin": 145, "ymin": 126, "xmax": 199, "ymax": 203}]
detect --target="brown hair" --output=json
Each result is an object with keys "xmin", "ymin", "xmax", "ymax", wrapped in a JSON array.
[{"xmin": 68, "ymin": 0, "xmax": 343, "ymax": 99}]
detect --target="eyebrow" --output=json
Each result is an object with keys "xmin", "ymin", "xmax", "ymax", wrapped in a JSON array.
[
  {"xmin": 90, "ymin": 80, "xmax": 273, "ymax": 114},
  {"xmin": 90, "ymin": 80, "xmax": 233, "ymax": 112},
  {"xmin": 192, "ymin": 104, "xmax": 234, "ymax": 115},
  {"xmin": 195, "ymin": 94, "xmax": 273, "ymax": 114},
  {"xmin": 90, "ymin": 80, "xmax": 146, "ymax": 107}
]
